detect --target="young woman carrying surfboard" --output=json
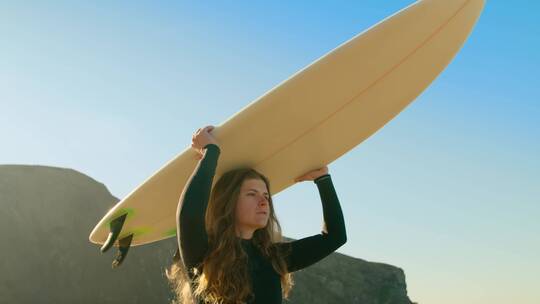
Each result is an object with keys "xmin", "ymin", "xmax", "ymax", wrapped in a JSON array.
[{"xmin": 166, "ymin": 125, "xmax": 347, "ymax": 304}]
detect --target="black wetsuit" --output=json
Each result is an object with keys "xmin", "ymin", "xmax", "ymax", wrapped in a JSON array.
[{"xmin": 177, "ymin": 143, "xmax": 347, "ymax": 304}]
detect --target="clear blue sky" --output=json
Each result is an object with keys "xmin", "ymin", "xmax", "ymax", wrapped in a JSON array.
[{"xmin": 1, "ymin": 1, "xmax": 538, "ymax": 303}]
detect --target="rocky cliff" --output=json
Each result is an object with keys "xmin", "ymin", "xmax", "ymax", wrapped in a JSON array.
[{"xmin": 0, "ymin": 164, "xmax": 416, "ymax": 304}]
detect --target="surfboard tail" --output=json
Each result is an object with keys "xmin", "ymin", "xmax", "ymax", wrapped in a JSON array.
[{"xmin": 98, "ymin": 213, "xmax": 134, "ymax": 268}]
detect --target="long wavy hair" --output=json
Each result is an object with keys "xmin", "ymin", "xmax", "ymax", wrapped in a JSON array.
[{"xmin": 165, "ymin": 167, "xmax": 294, "ymax": 304}]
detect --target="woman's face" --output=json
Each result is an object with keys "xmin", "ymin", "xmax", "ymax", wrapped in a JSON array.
[{"xmin": 235, "ymin": 178, "xmax": 270, "ymax": 238}]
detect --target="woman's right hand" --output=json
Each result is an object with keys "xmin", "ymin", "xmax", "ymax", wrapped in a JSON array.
[{"xmin": 191, "ymin": 125, "xmax": 219, "ymax": 159}]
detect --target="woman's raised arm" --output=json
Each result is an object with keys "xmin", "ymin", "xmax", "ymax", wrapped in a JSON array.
[
  {"xmin": 176, "ymin": 125, "xmax": 220, "ymax": 272},
  {"xmin": 275, "ymin": 173, "xmax": 347, "ymax": 273}
]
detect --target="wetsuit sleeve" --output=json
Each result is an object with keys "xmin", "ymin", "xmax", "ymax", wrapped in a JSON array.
[
  {"xmin": 176, "ymin": 143, "xmax": 221, "ymax": 271},
  {"xmin": 275, "ymin": 174, "xmax": 347, "ymax": 273}
]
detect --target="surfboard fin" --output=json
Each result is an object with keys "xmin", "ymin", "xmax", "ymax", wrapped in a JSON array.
[
  {"xmin": 100, "ymin": 213, "xmax": 127, "ymax": 253},
  {"xmin": 111, "ymin": 233, "xmax": 133, "ymax": 269}
]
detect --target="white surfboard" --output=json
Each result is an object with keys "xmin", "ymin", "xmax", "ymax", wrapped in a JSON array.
[{"xmin": 90, "ymin": 0, "xmax": 485, "ymax": 257}]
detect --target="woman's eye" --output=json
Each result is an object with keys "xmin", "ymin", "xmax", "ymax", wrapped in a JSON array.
[{"xmin": 248, "ymin": 193, "xmax": 269, "ymax": 200}]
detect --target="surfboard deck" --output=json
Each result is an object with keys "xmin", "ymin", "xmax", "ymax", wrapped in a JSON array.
[{"xmin": 90, "ymin": 0, "xmax": 485, "ymax": 252}]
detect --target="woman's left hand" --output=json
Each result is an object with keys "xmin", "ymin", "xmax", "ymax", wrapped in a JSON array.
[{"xmin": 294, "ymin": 165, "xmax": 329, "ymax": 183}]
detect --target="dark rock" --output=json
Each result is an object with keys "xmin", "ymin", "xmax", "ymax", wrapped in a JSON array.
[{"xmin": 0, "ymin": 164, "xmax": 416, "ymax": 304}]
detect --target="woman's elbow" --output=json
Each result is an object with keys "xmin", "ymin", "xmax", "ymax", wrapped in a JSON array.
[
  {"xmin": 331, "ymin": 234, "xmax": 347, "ymax": 250},
  {"xmin": 337, "ymin": 229, "xmax": 347, "ymax": 246},
  {"xmin": 338, "ymin": 235, "xmax": 347, "ymax": 247}
]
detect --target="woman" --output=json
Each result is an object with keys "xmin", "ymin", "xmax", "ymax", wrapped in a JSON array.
[{"xmin": 166, "ymin": 125, "xmax": 347, "ymax": 304}]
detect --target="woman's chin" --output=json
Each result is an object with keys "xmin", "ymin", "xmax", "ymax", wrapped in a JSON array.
[{"xmin": 255, "ymin": 221, "xmax": 268, "ymax": 229}]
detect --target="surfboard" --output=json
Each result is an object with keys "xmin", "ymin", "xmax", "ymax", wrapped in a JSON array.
[{"xmin": 89, "ymin": 0, "xmax": 485, "ymax": 266}]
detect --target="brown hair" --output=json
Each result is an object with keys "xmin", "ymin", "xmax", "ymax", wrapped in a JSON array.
[{"xmin": 165, "ymin": 167, "xmax": 294, "ymax": 304}]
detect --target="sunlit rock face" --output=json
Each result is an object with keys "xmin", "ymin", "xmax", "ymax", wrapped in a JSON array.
[{"xmin": 0, "ymin": 164, "xmax": 415, "ymax": 304}]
